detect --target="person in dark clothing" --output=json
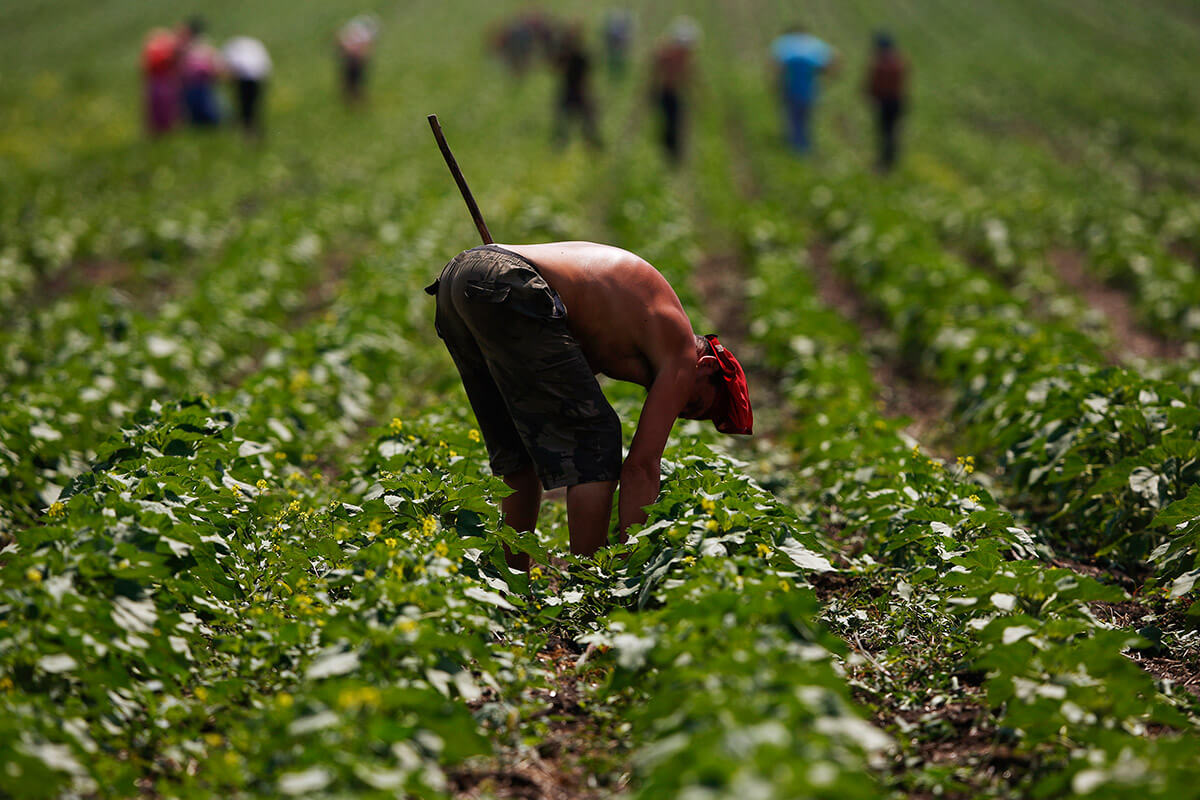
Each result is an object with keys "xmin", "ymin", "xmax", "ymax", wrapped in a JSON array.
[
  {"xmin": 865, "ymin": 32, "xmax": 909, "ymax": 171},
  {"xmin": 651, "ymin": 18, "xmax": 698, "ymax": 164},
  {"xmin": 552, "ymin": 25, "xmax": 601, "ymax": 148}
]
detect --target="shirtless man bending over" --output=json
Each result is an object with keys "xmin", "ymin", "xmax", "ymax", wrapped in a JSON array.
[{"xmin": 425, "ymin": 241, "xmax": 752, "ymax": 570}]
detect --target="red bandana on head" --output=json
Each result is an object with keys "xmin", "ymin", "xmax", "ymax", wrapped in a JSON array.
[{"xmin": 703, "ymin": 334, "xmax": 753, "ymax": 435}]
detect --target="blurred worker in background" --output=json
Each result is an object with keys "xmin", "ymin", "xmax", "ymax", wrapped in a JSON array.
[
  {"xmin": 865, "ymin": 32, "xmax": 909, "ymax": 172},
  {"xmin": 603, "ymin": 9, "xmax": 633, "ymax": 79},
  {"xmin": 223, "ymin": 36, "xmax": 272, "ymax": 140},
  {"xmin": 650, "ymin": 17, "xmax": 699, "ymax": 164},
  {"xmin": 337, "ymin": 15, "xmax": 379, "ymax": 106},
  {"xmin": 552, "ymin": 23, "xmax": 601, "ymax": 148},
  {"xmin": 180, "ymin": 17, "xmax": 223, "ymax": 127},
  {"xmin": 141, "ymin": 27, "xmax": 181, "ymax": 136},
  {"xmin": 489, "ymin": 11, "xmax": 553, "ymax": 77},
  {"xmin": 771, "ymin": 24, "xmax": 836, "ymax": 154}
]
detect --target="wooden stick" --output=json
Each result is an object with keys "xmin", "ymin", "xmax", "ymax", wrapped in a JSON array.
[{"xmin": 427, "ymin": 114, "xmax": 493, "ymax": 245}]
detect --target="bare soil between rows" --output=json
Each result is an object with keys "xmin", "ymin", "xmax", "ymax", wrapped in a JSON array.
[
  {"xmin": 451, "ymin": 633, "xmax": 627, "ymax": 800},
  {"xmin": 1048, "ymin": 248, "xmax": 1184, "ymax": 362},
  {"xmin": 805, "ymin": 242, "xmax": 951, "ymax": 448}
]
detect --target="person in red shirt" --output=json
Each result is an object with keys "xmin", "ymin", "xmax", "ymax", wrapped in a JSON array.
[
  {"xmin": 141, "ymin": 28, "xmax": 181, "ymax": 136},
  {"xmin": 650, "ymin": 18, "xmax": 698, "ymax": 163},
  {"xmin": 864, "ymin": 32, "xmax": 909, "ymax": 172}
]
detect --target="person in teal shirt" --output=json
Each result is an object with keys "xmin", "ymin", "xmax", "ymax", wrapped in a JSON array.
[{"xmin": 771, "ymin": 25, "xmax": 836, "ymax": 153}]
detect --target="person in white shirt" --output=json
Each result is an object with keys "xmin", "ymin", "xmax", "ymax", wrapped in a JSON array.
[{"xmin": 223, "ymin": 37, "xmax": 272, "ymax": 138}]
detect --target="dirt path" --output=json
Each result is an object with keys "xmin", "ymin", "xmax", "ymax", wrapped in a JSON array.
[
  {"xmin": 451, "ymin": 634, "xmax": 628, "ymax": 800},
  {"xmin": 19, "ymin": 257, "xmax": 174, "ymax": 325},
  {"xmin": 1048, "ymin": 248, "xmax": 1184, "ymax": 362},
  {"xmin": 806, "ymin": 242, "xmax": 952, "ymax": 448}
]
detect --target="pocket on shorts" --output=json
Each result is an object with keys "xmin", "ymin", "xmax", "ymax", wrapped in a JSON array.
[
  {"xmin": 508, "ymin": 273, "xmax": 567, "ymax": 321},
  {"xmin": 463, "ymin": 279, "xmax": 512, "ymax": 303}
]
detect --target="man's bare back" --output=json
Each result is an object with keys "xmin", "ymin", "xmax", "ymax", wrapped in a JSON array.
[
  {"xmin": 498, "ymin": 241, "xmax": 690, "ymax": 388},
  {"xmin": 429, "ymin": 240, "xmax": 750, "ymax": 568}
]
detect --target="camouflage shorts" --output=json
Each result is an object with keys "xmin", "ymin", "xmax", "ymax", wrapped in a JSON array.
[{"xmin": 425, "ymin": 245, "xmax": 622, "ymax": 490}]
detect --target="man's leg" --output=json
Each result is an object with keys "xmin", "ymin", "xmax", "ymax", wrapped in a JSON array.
[
  {"xmin": 501, "ymin": 464, "xmax": 541, "ymax": 571},
  {"xmin": 566, "ymin": 480, "xmax": 618, "ymax": 556}
]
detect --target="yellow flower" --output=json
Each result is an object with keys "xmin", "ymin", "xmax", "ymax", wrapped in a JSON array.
[
  {"xmin": 223, "ymin": 751, "xmax": 239, "ymax": 767},
  {"xmin": 705, "ymin": 519, "xmax": 720, "ymax": 532},
  {"xmin": 274, "ymin": 451, "xmax": 287, "ymax": 461},
  {"xmin": 529, "ymin": 566, "xmax": 544, "ymax": 580},
  {"xmin": 700, "ymin": 497, "xmax": 716, "ymax": 514},
  {"xmin": 338, "ymin": 686, "xmax": 381, "ymax": 710},
  {"xmin": 364, "ymin": 569, "xmax": 376, "ymax": 580},
  {"xmin": 384, "ymin": 537, "xmax": 398, "ymax": 549},
  {"xmin": 437, "ymin": 440, "xmax": 447, "ymax": 448},
  {"xmin": 230, "ymin": 484, "xmax": 242, "ymax": 497},
  {"xmin": 778, "ymin": 579, "xmax": 791, "ymax": 593},
  {"xmin": 928, "ymin": 458, "xmax": 943, "ymax": 472},
  {"xmin": 756, "ymin": 543, "xmax": 772, "ymax": 558},
  {"xmin": 302, "ymin": 453, "xmax": 317, "ymax": 463},
  {"xmin": 289, "ymin": 500, "xmax": 301, "ymax": 513},
  {"xmin": 968, "ymin": 494, "xmax": 980, "ymax": 503},
  {"xmin": 448, "ymin": 449, "xmax": 458, "ymax": 458},
  {"xmin": 390, "ymin": 418, "xmax": 404, "ymax": 433},
  {"xmin": 367, "ymin": 519, "xmax": 382, "ymax": 536},
  {"xmin": 468, "ymin": 429, "xmax": 481, "ymax": 443},
  {"xmin": 276, "ymin": 691, "xmax": 293, "ymax": 707},
  {"xmin": 194, "ymin": 687, "xmax": 209, "ymax": 702},
  {"xmin": 311, "ymin": 471, "xmax": 323, "ymax": 482},
  {"xmin": 911, "ymin": 444, "xmax": 921, "ymax": 457},
  {"xmin": 25, "ymin": 568, "xmax": 42, "ymax": 583},
  {"xmin": 422, "ymin": 516, "xmax": 438, "ymax": 537},
  {"xmin": 397, "ymin": 618, "xmax": 418, "ymax": 633},
  {"xmin": 682, "ymin": 555, "xmax": 696, "ymax": 566},
  {"xmin": 956, "ymin": 455, "xmax": 976, "ymax": 475},
  {"xmin": 204, "ymin": 733, "xmax": 224, "ymax": 747},
  {"xmin": 289, "ymin": 370, "xmax": 310, "ymax": 392},
  {"xmin": 434, "ymin": 541, "xmax": 449, "ymax": 558},
  {"xmin": 256, "ymin": 479, "xmax": 268, "ymax": 491},
  {"xmin": 46, "ymin": 501, "xmax": 65, "ymax": 518}
]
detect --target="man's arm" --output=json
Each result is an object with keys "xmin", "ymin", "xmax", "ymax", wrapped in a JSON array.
[{"xmin": 617, "ymin": 315, "xmax": 694, "ymax": 533}]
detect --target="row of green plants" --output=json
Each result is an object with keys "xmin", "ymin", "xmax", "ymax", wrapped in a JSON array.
[
  {"xmin": 726, "ymin": 105, "xmax": 1200, "ymax": 600},
  {"xmin": 744, "ymin": 212, "xmax": 1200, "ymax": 797},
  {"xmin": 0, "ymin": 183, "xmax": 442, "ymax": 531}
]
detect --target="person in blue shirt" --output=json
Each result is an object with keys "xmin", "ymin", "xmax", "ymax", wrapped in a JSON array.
[{"xmin": 771, "ymin": 25, "xmax": 837, "ymax": 153}]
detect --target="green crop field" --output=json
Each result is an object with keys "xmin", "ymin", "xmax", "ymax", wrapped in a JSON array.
[{"xmin": 3, "ymin": 0, "xmax": 1200, "ymax": 797}]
